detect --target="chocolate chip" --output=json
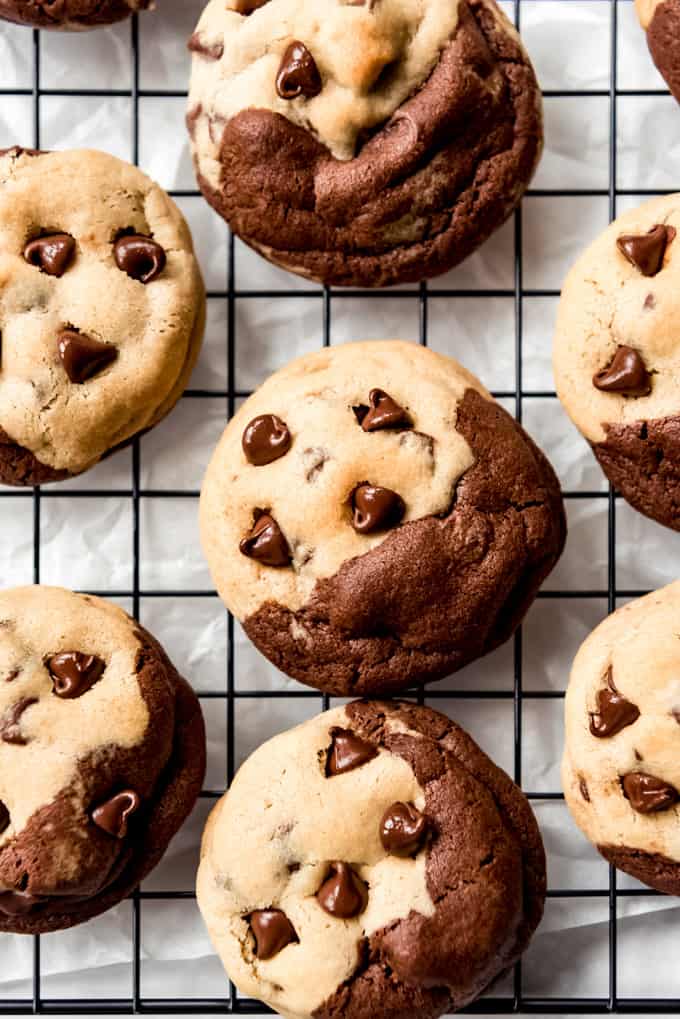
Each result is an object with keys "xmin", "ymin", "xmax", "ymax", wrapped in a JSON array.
[
  {"xmin": 380, "ymin": 802, "xmax": 428, "ymax": 857},
  {"xmin": 352, "ymin": 483, "xmax": 405, "ymax": 534},
  {"xmin": 46, "ymin": 652, "xmax": 105, "ymax": 699},
  {"xmin": 0, "ymin": 891, "xmax": 43, "ymax": 916},
  {"xmin": 249, "ymin": 908, "xmax": 298, "ymax": 959},
  {"xmin": 23, "ymin": 233, "xmax": 75, "ymax": 277},
  {"xmin": 326, "ymin": 727, "xmax": 377, "ymax": 776},
  {"xmin": 592, "ymin": 345, "xmax": 651, "ymax": 398},
  {"xmin": 239, "ymin": 511, "xmax": 291, "ymax": 567},
  {"xmin": 114, "ymin": 234, "xmax": 166, "ymax": 284},
  {"xmin": 579, "ymin": 776, "xmax": 590, "ymax": 803},
  {"xmin": 617, "ymin": 224, "xmax": 675, "ymax": 276},
  {"xmin": 354, "ymin": 389, "xmax": 412, "ymax": 432},
  {"xmin": 644, "ymin": 293, "xmax": 656, "ymax": 310},
  {"xmin": 91, "ymin": 790, "xmax": 141, "ymax": 838},
  {"xmin": 0, "ymin": 801, "xmax": 9, "ymax": 835},
  {"xmin": 242, "ymin": 414, "xmax": 291, "ymax": 466},
  {"xmin": 0, "ymin": 697, "xmax": 38, "ymax": 745},
  {"xmin": 316, "ymin": 862, "xmax": 367, "ymax": 918},
  {"xmin": 589, "ymin": 666, "xmax": 640, "ymax": 738},
  {"xmin": 57, "ymin": 329, "xmax": 118, "ymax": 384},
  {"xmin": 233, "ymin": 0, "xmax": 269, "ymax": 10},
  {"xmin": 276, "ymin": 41, "xmax": 322, "ymax": 100},
  {"xmin": 4, "ymin": 668, "xmax": 19, "ymax": 683},
  {"xmin": 622, "ymin": 772, "xmax": 678, "ymax": 814},
  {"xmin": 187, "ymin": 32, "xmax": 224, "ymax": 60}
]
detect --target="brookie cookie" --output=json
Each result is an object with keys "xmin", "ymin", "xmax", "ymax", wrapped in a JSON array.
[
  {"xmin": 0, "ymin": 585, "xmax": 206, "ymax": 934},
  {"xmin": 200, "ymin": 341, "xmax": 566, "ymax": 696},
  {"xmin": 0, "ymin": 0, "xmax": 154, "ymax": 29},
  {"xmin": 563, "ymin": 580, "xmax": 680, "ymax": 895},
  {"xmin": 635, "ymin": 0, "xmax": 680, "ymax": 104},
  {"xmin": 186, "ymin": 0, "xmax": 543, "ymax": 288},
  {"xmin": 197, "ymin": 700, "xmax": 546, "ymax": 1019},
  {"xmin": 554, "ymin": 195, "xmax": 680, "ymax": 531},
  {"xmin": 0, "ymin": 146, "xmax": 205, "ymax": 486}
]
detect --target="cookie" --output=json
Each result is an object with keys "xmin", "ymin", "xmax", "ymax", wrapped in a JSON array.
[
  {"xmin": 636, "ymin": 0, "xmax": 680, "ymax": 104},
  {"xmin": 0, "ymin": 585, "xmax": 206, "ymax": 934},
  {"xmin": 0, "ymin": 0, "xmax": 153, "ymax": 29},
  {"xmin": 197, "ymin": 699, "xmax": 546, "ymax": 1019},
  {"xmin": 562, "ymin": 580, "xmax": 680, "ymax": 894},
  {"xmin": 186, "ymin": 0, "xmax": 543, "ymax": 288},
  {"xmin": 553, "ymin": 196, "xmax": 680, "ymax": 530},
  {"xmin": 0, "ymin": 146, "xmax": 205, "ymax": 486},
  {"xmin": 200, "ymin": 341, "xmax": 566, "ymax": 696}
]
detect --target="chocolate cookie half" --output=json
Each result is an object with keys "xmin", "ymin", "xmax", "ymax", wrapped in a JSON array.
[
  {"xmin": 0, "ymin": 147, "xmax": 205, "ymax": 486},
  {"xmin": 197, "ymin": 700, "xmax": 546, "ymax": 1019},
  {"xmin": 636, "ymin": 0, "xmax": 680, "ymax": 103},
  {"xmin": 0, "ymin": 0, "xmax": 153, "ymax": 29},
  {"xmin": 563, "ymin": 580, "xmax": 680, "ymax": 894},
  {"xmin": 0, "ymin": 586, "xmax": 206, "ymax": 934},
  {"xmin": 554, "ymin": 195, "xmax": 680, "ymax": 530},
  {"xmin": 186, "ymin": 0, "xmax": 543, "ymax": 288},
  {"xmin": 200, "ymin": 341, "xmax": 566, "ymax": 696}
]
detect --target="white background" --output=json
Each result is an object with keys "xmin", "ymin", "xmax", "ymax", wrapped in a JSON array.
[{"xmin": 1, "ymin": 0, "xmax": 680, "ymax": 1011}]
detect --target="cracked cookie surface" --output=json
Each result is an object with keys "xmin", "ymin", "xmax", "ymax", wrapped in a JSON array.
[
  {"xmin": 186, "ymin": 0, "xmax": 543, "ymax": 287},
  {"xmin": 0, "ymin": 0, "xmax": 153, "ymax": 29},
  {"xmin": 0, "ymin": 147, "xmax": 205, "ymax": 485},
  {"xmin": 200, "ymin": 340, "xmax": 566, "ymax": 696},
  {"xmin": 563, "ymin": 580, "xmax": 680, "ymax": 894},
  {"xmin": 0, "ymin": 585, "xmax": 206, "ymax": 933},
  {"xmin": 554, "ymin": 194, "xmax": 680, "ymax": 530},
  {"xmin": 197, "ymin": 699, "xmax": 546, "ymax": 1019}
]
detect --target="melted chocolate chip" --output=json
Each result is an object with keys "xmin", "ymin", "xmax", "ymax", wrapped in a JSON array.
[
  {"xmin": 276, "ymin": 41, "xmax": 322, "ymax": 100},
  {"xmin": 622, "ymin": 772, "xmax": 678, "ymax": 814},
  {"xmin": 592, "ymin": 345, "xmax": 651, "ymax": 398},
  {"xmin": 233, "ymin": 0, "xmax": 269, "ymax": 10},
  {"xmin": 616, "ymin": 224, "xmax": 675, "ymax": 277},
  {"xmin": 4, "ymin": 668, "xmax": 19, "ymax": 683},
  {"xmin": 114, "ymin": 234, "xmax": 166, "ymax": 284},
  {"xmin": 0, "ymin": 698, "xmax": 38, "ymax": 745},
  {"xmin": 0, "ymin": 801, "xmax": 9, "ymax": 835},
  {"xmin": 46, "ymin": 652, "xmax": 105, "ymax": 699},
  {"xmin": 249, "ymin": 908, "xmax": 298, "ymax": 959},
  {"xmin": 354, "ymin": 389, "xmax": 412, "ymax": 432},
  {"xmin": 352, "ymin": 483, "xmax": 405, "ymax": 534},
  {"xmin": 589, "ymin": 667, "xmax": 640, "ymax": 738},
  {"xmin": 242, "ymin": 414, "xmax": 292, "ymax": 466},
  {"xmin": 326, "ymin": 727, "xmax": 377, "ymax": 776},
  {"xmin": 0, "ymin": 890, "xmax": 43, "ymax": 916},
  {"xmin": 239, "ymin": 512, "xmax": 291, "ymax": 567},
  {"xmin": 380, "ymin": 802, "xmax": 428, "ymax": 857},
  {"xmin": 316, "ymin": 862, "xmax": 368, "ymax": 918},
  {"xmin": 23, "ymin": 233, "xmax": 75, "ymax": 277},
  {"xmin": 579, "ymin": 776, "xmax": 590, "ymax": 802},
  {"xmin": 91, "ymin": 790, "xmax": 141, "ymax": 838},
  {"xmin": 644, "ymin": 293, "xmax": 656, "ymax": 310},
  {"xmin": 57, "ymin": 329, "xmax": 118, "ymax": 384}
]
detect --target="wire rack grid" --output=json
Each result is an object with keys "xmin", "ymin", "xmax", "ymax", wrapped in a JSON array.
[{"xmin": 0, "ymin": 0, "xmax": 678, "ymax": 1013}]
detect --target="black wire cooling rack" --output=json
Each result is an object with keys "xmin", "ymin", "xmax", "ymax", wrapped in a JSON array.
[{"xmin": 1, "ymin": 0, "xmax": 679, "ymax": 1012}]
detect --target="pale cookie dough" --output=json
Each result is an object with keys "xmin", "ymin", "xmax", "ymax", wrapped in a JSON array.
[
  {"xmin": 636, "ymin": 0, "xmax": 680, "ymax": 104},
  {"xmin": 186, "ymin": 0, "xmax": 543, "ymax": 287},
  {"xmin": 200, "ymin": 340, "xmax": 566, "ymax": 696},
  {"xmin": 554, "ymin": 195, "xmax": 680, "ymax": 530},
  {"xmin": 0, "ymin": 146, "xmax": 205, "ymax": 485},
  {"xmin": 197, "ymin": 700, "xmax": 546, "ymax": 1019},
  {"xmin": 563, "ymin": 580, "xmax": 680, "ymax": 894},
  {"xmin": 0, "ymin": 0, "xmax": 153, "ymax": 30},
  {"xmin": 0, "ymin": 585, "xmax": 205, "ymax": 934}
]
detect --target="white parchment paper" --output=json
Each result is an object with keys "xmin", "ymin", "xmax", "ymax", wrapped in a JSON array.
[{"xmin": 2, "ymin": 0, "xmax": 680, "ymax": 1010}]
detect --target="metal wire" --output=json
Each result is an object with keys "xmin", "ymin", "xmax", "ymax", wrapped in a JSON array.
[{"xmin": 0, "ymin": 0, "xmax": 674, "ymax": 1012}]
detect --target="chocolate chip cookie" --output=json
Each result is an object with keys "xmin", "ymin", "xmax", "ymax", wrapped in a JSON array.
[
  {"xmin": 200, "ymin": 341, "xmax": 566, "ymax": 696},
  {"xmin": 186, "ymin": 0, "xmax": 543, "ymax": 288},
  {"xmin": 0, "ymin": 146, "xmax": 205, "ymax": 486},
  {"xmin": 563, "ymin": 580, "xmax": 680, "ymax": 894},
  {"xmin": 197, "ymin": 699, "xmax": 546, "ymax": 1019},
  {"xmin": 0, "ymin": 585, "xmax": 206, "ymax": 933},
  {"xmin": 554, "ymin": 196, "xmax": 680, "ymax": 530},
  {"xmin": 0, "ymin": 0, "xmax": 153, "ymax": 29},
  {"xmin": 636, "ymin": 0, "xmax": 680, "ymax": 103}
]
